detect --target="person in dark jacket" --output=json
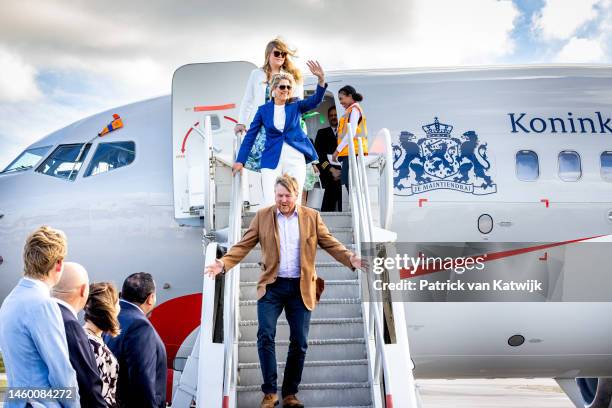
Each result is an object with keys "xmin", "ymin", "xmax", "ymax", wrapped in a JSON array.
[
  {"xmin": 105, "ymin": 272, "xmax": 167, "ymax": 408},
  {"xmin": 52, "ymin": 262, "xmax": 107, "ymax": 408},
  {"xmin": 315, "ymin": 106, "xmax": 342, "ymax": 211}
]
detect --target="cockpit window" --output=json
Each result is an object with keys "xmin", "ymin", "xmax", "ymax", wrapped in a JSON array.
[
  {"xmin": 516, "ymin": 150, "xmax": 539, "ymax": 181},
  {"xmin": 84, "ymin": 141, "xmax": 135, "ymax": 177},
  {"xmin": 36, "ymin": 143, "xmax": 92, "ymax": 181},
  {"xmin": 602, "ymin": 151, "xmax": 612, "ymax": 182},
  {"xmin": 2, "ymin": 146, "xmax": 51, "ymax": 174}
]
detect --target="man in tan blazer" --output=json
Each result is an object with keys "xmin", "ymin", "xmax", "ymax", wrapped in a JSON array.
[{"xmin": 206, "ymin": 174, "xmax": 363, "ymax": 408}]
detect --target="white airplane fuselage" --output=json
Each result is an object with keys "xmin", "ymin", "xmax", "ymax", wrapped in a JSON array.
[{"xmin": 1, "ymin": 64, "xmax": 611, "ymax": 382}]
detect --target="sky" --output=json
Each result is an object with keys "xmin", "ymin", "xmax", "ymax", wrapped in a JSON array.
[{"xmin": 1, "ymin": 0, "xmax": 612, "ymax": 169}]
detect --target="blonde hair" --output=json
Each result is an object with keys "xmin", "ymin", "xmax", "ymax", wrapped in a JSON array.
[
  {"xmin": 274, "ymin": 174, "xmax": 299, "ymax": 196},
  {"xmin": 23, "ymin": 226, "xmax": 67, "ymax": 279},
  {"xmin": 263, "ymin": 38, "xmax": 303, "ymax": 83},
  {"xmin": 270, "ymin": 73, "xmax": 295, "ymax": 96},
  {"xmin": 85, "ymin": 282, "xmax": 121, "ymax": 337}
]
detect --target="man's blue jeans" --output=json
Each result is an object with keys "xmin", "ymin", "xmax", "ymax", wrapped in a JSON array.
[{"xmin": 257, "ymin": 277, "xmax": 311, "ymax": 396}]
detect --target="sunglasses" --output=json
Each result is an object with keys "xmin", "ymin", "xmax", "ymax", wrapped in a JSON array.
[
  {"xmin": 277, "ymin": 84, "xmax": 292, "ymax": 90},
  {"xmin": 273, "ymin": 50, "xmax": 287, "ymax": 58}
]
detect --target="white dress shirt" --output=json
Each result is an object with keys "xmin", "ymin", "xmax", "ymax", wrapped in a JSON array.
[{"xmin": 276, "ymin": 207, "xmax": 301, "ymax": 278}]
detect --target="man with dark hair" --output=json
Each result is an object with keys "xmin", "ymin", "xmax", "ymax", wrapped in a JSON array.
[
  {"xmin": 104, "ymin": 272, "xmax": 167, "ymax": 408},
  {"xmin": 315, "ymin": 106, "xmax": 342, "ymax": 211}
]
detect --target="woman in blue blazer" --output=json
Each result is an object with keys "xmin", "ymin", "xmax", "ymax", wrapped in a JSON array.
[{"xmin": 233, "ymin": 60, "xmax": 326, "ymax": 205}]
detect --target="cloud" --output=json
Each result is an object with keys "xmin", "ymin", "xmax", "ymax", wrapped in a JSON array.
[
  {"xmin": 533, "ymin": 0, "xmax": 599, "ymax": 41},
  {"xmin": 554, "ymin": 37, "xmax": 605, "ymax": 62},
  {"xmin": 0, "ymin": 0, "xmax": 522, "ymax": 168},
  {"xmin": 532, "ymin": 0, "xmax": 612, "ymax": 63},
  {"xmin": 0, "ymin": 47, "xmax": 42, "ymax": 102}
]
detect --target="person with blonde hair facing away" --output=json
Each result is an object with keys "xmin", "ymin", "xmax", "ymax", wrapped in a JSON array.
[
  {"xmin": 0, "ymin": 226, "xmax": 79, "ymax": 408},
  {"xmin": 233, "ymin": 61, "xmax": 327, "ymax": 205},
  {"xmin": 84, "ymin": 282, "xmax": 121, "ymax": 408},
  {"xmin": 53, "ymin": 262, "xmax": 107, "ymax": 408}
]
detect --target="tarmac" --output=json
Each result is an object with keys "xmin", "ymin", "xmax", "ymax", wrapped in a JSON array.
[
  {"xmin": 417, "ymin": 378, "xmax": 574, "ymax": 407},
  {"xmin": 0, "ymin": 364, "xmax": 577, "ymax": 407}
]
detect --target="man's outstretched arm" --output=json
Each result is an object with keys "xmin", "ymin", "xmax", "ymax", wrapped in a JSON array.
[{"xmin": 206, "ymin": 211, "xmax": 261, "ymax": 277}]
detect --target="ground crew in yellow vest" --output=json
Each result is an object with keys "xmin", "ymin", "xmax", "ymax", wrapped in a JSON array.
[{"xmin": 331, "ymin": 85, "xmax": 368, "ymax": 191}]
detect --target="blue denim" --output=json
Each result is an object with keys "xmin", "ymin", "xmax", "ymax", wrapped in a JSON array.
[{"xmin": 257, "ymin": 277, "xmax": 311, "ymax": 396}]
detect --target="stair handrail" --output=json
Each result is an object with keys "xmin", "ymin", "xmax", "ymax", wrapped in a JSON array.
[
  {"xmin": 202, "ymin": 115, "xmax": 215, "ymax": 234},
  {"xmin": 346, "ymin": 123, "xmax": 394, "ymax": 407},
  {"xmin": 221, "ymin": 131, "xmax": 244, "ymax": 407},
  {"xmin": 376, "ymin": 128, "xmax": 394, "ymax": 230}
]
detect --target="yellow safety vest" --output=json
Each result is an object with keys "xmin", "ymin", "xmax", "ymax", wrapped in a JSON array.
[{"xmin": 337, "ymin": 103, "xmax": 368, "ymax": 157}]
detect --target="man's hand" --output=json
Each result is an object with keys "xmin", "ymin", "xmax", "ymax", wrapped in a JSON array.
[
  {"xmin": 349, "ymin": 254, "xmax": 367, "ymax": 271},
  {"xmin": 330, "ymin": 167, "xmax": 341, "ymax": 180},
  {"xmin": 205, "ymin": 259, "xmax": 224, "ymax": 278},
  {"xmin": 312, "ymin": 164, "xmax": 320, "ymax": 175},
  {"xmin": 332, "ymin": 151, "xmax": 339, "ymax": 163}
]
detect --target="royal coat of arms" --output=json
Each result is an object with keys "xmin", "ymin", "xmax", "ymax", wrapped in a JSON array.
[{"xmin": 393, "ymin": 117, "xmax": 497, "ymax": 195}]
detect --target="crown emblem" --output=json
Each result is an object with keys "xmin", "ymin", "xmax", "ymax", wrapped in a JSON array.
[{"xmin": 422, "ymin": 117, "xmax": 453, "ymax": 138}]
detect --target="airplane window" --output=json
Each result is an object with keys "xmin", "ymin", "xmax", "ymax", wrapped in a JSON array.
[
  {"xmin": 516, "ymin": 150, "xmax": 539, "ymax": 181},
  {"xmin": 602, "ymin": 151, "xmax": 612, "ymax": 182},
  {"xmin": 1, "ymin": 146, "xmax": 51, "ymax": 174},
  {"xmin": 36, "ymin": 144, "xmax": 92, "ymax": 181},
  {"xmin": 84, "ymin": 141, "xmax": 135, "ymax": 177},
  {"xmin": 558, "ymin": 151, "xmax": 581, "ymax": 181}
]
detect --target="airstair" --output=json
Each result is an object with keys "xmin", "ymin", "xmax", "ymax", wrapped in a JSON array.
[{"xmin": 172, "ymin": 114, "xmax": 420, "ymax": 407}]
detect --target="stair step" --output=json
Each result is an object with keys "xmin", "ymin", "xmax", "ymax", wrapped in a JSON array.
[
  {"xmin": 241, "ymin": 211, "xmax": 353, "ymax": 229},
  {"xmin": 239, "ymin": 317, "xmax": 364, "ymax": 341},
  {"xmin": 239, "ymin": 262, "xmax": 357, "ymax": 282},
  {"xmin": 239, "ymin": 298, "xmax": 362, "ymax": 320},
  {"xmin": 238, "ymin": 338, "xmax": 367, "ymax": 364},
  {"xmin": 236, "ymin": 382, "xmax": 372, "ymax": 407},
  {"xmin": 239, "ymin": 280, "xmax": 360, "ymax": 301},
  {"xmin": 238, "ymin": 359, "xmax": 369, "ymax": 386}
]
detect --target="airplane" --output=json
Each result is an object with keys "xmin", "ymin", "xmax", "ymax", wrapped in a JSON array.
[{"xmin": 1, "ymin": 61, "xmax": 611, "ymax": 407}]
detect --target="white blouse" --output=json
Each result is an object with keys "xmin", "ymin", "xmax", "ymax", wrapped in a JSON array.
[{"xmin": 273, "ymin": 104, "xmax": 286, "ymax": 132}]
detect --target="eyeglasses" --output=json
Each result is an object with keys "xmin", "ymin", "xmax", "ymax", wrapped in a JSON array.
[
  {"xmin": 277, "ymin": 85, "xmax": 292, "ymax": 90},
  {"xmin": 273, "ymin": 50, "xmax": 287, "ymax": 58}
]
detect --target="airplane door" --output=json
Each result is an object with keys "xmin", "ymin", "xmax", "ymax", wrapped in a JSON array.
[{"xmin": 172, "ymin": 61, "xmax": 256, "ymax": 220}]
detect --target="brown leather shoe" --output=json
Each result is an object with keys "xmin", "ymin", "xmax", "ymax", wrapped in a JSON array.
[
  {"xmin": 282, "ymin": 394, "xmax": 304, "ymax": 407},
  {"xmin": 261, "ymin": 393, "xmax": 279, "ymax": 408}
]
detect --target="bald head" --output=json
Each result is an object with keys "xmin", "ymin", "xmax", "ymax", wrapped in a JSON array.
[{"xmin": 52, "ymin": 262, "xmax": 90, "ymax": 312}]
